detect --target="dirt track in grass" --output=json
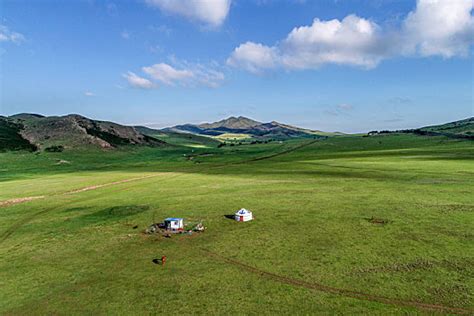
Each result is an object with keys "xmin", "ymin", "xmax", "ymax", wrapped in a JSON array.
[
  {"xmin": 202, "ymin": 250, "xmax": 473, "ymax": 314},
  {"xmin": 0, "ymin": 196, "xmax": 45, "ymax": 208},
  {"xmin": 0, "ymin": 174, "xmax": 163, "ymax": 209}
]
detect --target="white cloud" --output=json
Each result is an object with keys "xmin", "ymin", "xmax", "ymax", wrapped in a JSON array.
[
  {"xmin": 143, "ymin": 63, "xmax": 194, "ymax": 85},
  {"xmin": 0, "ymin": 25, "xmax": 25, "ymax": 44},
  {"xmin": 145, "ymin": 0, "xmax": 231, "ymax": 27},
  {"xmin": 227, "ymin": 42, "xmax": 279, "ymax": 74},
  {"xmin": 123, "ymin": 71, "xmax": 155, "ymax": 89},
  {"xmin": 228, "ymin": 0, "xmax": 474, "ymax": 73},
  {"xmin": 280, "ymin": 15, "xmax": 384, "ymax": 69},
  {"xmin": 84, "ymin": 91, "xmax": 96, "ymax": 97},
  {"xmin": 228, "ymin": 15, "xmax": 385, "ymax": 72},
  {"xmin": 403, "ymin": 0, "xmax": 474, "ymax": 57},
  {"xmin": 125, "ymin": 61, "xmax": 225, "ymax": 89}
]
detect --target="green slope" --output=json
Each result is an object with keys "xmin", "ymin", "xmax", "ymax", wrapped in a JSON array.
[
  {"xmin": 135, "ymin": 126, "xmax": 220, "ymax": 148},
  {"xmin": 419, "ymin": 117, "xmax": 473, "ymax": 137}
]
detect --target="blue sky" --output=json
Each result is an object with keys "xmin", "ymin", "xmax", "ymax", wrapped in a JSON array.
[{"xmin": 1, "ymin": 0, "xmax": 473, "ymax": 132}]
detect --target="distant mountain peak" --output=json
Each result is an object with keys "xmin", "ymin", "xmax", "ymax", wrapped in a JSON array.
[
  {"xmin": 164, "ymin": 115, "xmax": 330, "ymax": 138},
  {"xmin": 198, "ymin": 116, "xmax": 262, "ymax": 130}
]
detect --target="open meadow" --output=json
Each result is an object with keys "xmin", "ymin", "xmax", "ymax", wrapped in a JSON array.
[{"xmin": 0, "ymin": 134, "xmax": 473, "ymax": 314}]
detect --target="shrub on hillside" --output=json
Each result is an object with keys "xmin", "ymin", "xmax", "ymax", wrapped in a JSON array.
[{"xmin": 45, "ymin": 145, "xmax": 64, "ymax": 152}]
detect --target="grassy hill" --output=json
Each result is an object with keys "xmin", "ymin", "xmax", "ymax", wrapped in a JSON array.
[
  {"xmin": 369, "ymin": 117, "xmax": 474, "ymax": 140},
  {"xmin": 0, "ymin": 133, "xmax": 472, "ymax": 314},
  {"xmin": 1, "ymin": 114, "xmax": 166, "ymax": 151},
  {"xmin": 135, "ymin": 126, "xmax": 220, "ymax": 148},
  {"xmin": 418, "ymin": 117, "xmax": 473, "ymax": 138}
]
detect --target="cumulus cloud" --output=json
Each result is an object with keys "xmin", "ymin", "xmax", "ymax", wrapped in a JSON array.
[
  {"xmin": 227, "ymin": 15, "xmax": 385, "ymax": 71},
  {"xmin": 0, "ymin": 25, "xmax": 25, "ymax": 44},
  {"xmin": 143, "ymin": 63, "xmax": 194, "ymax": 85},
  {"xmin": 84, "ymin": 91, "xmax": 96, "ymax": 97},
  {"xmin": 403, "ymin": 0, "xmax": 474, "ymax": 57},
  {"xmin": 145, "ymin": 0, "xmax": 231, "ymax": 27},
  {"xmin": 123, "ymin": 71, "xmax": 155, "ymax": 89},
  {"xmin": 228, "ymin": 0, "xmax": 474, "ymax": 73},
  {"xmin": 281, "ymin": 15, "xmax": 385, "ymax": 69},
  {"xmin": 227, "ymin": 42, "xmax": 279, "ymax": 74},
  {"xmin": 125, "ymin": 61, "xmax": 225, "ymax": 89}
]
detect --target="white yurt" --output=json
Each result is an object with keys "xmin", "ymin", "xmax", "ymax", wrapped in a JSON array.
[{"xmin": 234, "ymin": 208, "xmax": 253, "ymax": 222}]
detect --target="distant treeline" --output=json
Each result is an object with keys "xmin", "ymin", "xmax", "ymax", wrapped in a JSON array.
[
  {"xmin": 367, "ymin": 129, "xmax": 474, "ymax": 140},
  {"xmin": 218, "ymin": 139, "xmax": 274, "ymax": 148}
]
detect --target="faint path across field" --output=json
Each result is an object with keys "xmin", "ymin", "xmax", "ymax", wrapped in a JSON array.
[
  {"xmin": 0, "ymin": 174, "xmax": 163, "ymax": 209},
  {"xmin": 63, "ymin": 174, "xmax": 160, "ymax": 194},
  {"xmin": 203, "ymin": 250, "xmax": 473, "ymax": 315},
  {"xmin": 0, "ymin": 140, "xmax": 318, "ymax": 243},
  {"xmin": 0, "ymin": 174, "xmax": 175, "ymax": 243},
  {"xmin": 0, "ymin": 139, "xmax": 319, "ymax": 209},
  {"xmin": 0, "ymin": 196, "xmax": 45, "ymax": 208}
]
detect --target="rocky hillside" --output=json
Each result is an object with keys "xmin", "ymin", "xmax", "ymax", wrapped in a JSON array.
[{"xmin": 0, "ymin": 114, "xmax": 166, "ymax": 152}]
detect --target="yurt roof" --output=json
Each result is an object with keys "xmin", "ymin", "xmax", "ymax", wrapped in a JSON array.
[
  {"xmin": 165, "ymin": 217, "xmax": 183, "ymax": 221},
  {"xmin": 235, "ymin": 208, "xmax": 252, "ymax": 215}
]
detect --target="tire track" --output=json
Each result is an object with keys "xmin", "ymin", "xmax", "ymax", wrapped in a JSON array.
[
  {"xmin": 0, "ymin": 205, "xmax": 63, "ymax": 243},
  {"xmin": 203, "ymin": 250, "xmax": 472, "ymax": 314}
]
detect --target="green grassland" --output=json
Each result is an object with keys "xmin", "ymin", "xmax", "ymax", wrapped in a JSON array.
[
  {"xmin": 0, "ymin": 134, "xmax": 473, "ymax": 314},
  {"xmin": 139, "ymin": 130, "xmax": 220, "ymax": 148},
  {"xmin": 212, "ymin": 133, "xmax": 253, "ymax": 141}
]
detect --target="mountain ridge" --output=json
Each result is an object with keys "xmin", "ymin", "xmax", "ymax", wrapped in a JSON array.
[
  {"xmin": 163, "ymin": 116, "xmax": 331, "ymax": 138},
  {"xmin": 0, "ymin": 114, "xmax": 166, "ymax": 152},
  {"xmin": 1, "ymin": 114, "xmax": 472, "ymax": 152}
]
